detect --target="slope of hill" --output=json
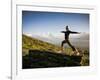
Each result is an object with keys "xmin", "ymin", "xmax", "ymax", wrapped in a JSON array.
[
  {"xmin": 22, "ymin": 34, "xmax": 89, "ymax": 68},
  {"xmin": 22, "ymin": 34, "xmax": 61, "ymax": 56}
]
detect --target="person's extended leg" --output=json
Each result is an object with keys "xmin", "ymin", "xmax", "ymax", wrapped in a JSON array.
[
  {"xmin": 61, "ymin": 40, "xmax": 67, "ymax": 52},
  {"xmin": 67, "ymin": 40, "xmax": 80, "ymax": 55},
  {"xmin": 66, "ymin": 40, "xmax": 76, "ymax": 51}
]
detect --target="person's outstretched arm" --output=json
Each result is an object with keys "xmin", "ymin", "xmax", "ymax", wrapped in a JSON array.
[
  {"xmin": 70, "ymin": 31, "xmax": 80, "ymax": 34},
  {"xmin": 61, "ymin": 31, "xmax": 66, "ymax": 33}
]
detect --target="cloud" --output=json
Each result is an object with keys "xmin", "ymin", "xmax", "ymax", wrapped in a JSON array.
[
  {"xmin": 70, "ymin": 32, "xmax": 89, "ymax": 40},
  {"xmin": 24, "ymin": 33, "xmax": 33, "ymax": 37}
]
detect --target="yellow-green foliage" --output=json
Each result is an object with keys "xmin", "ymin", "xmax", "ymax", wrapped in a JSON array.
[
  {"xmin": 22, "ymin": 34, "xmax": 61, "ymax": 55},
  {"xmin": 80, "ymin": 50, "xmax": 89, "ymax": 66}
]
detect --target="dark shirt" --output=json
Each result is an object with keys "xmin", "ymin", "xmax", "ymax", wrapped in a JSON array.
[{"xmin": 61, "ymin": 30, "xmax": 79, "ymax": 40}]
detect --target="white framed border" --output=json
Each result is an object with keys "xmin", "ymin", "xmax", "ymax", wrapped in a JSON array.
[{"xmin": 12, "ymin": 3, "xmax": 97, "ymax": 80}]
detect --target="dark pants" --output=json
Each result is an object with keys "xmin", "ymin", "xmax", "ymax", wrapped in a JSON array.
[{"xmin": 61, "ymin": 39, "xmax": 76, "ymax": 51}]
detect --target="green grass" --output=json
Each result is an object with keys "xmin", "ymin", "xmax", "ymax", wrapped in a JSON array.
[
  {"xmin": 22, "ymin": 34, "xmax": 61, "ymax": 56},
  {"xmin": 80, "ymin": 50, "xmax": 89, "ymax": 66}
]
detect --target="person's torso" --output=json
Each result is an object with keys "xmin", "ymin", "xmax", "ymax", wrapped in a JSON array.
[{"xmin": 65, "ymin": 31, "xmax": 70, "ymax": 39}]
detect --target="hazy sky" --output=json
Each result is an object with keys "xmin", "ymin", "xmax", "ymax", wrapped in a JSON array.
[{"xmin": 22, "ymin": 11, "xmax": 89, "ymax": 36}]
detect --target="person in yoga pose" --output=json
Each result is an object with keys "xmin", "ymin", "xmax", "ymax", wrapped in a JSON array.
[{"xmin": 61, "ymin": 26, "xmax": 80, "ymax": 55}]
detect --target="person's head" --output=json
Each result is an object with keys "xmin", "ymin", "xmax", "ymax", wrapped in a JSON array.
[{"xmin": 66, "ymin": 26, "xmax": 69, "ymax": 31}]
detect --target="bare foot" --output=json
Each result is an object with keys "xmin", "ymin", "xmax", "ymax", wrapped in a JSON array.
[
  {"xmin": 71, "ymin": 50, "xmax": 80, "ymax": 56},
  {"xmin": 76, "ymin": 52, "xmax": 80, "ymax": 56},
  {"xmin": 57, "ymin": 50, "xmax": 62, "ymax": 53}
]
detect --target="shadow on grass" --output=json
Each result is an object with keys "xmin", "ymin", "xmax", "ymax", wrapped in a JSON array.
[{"xmin": 22, "ymin": 50, "xmax": 82, "ymax": 69}]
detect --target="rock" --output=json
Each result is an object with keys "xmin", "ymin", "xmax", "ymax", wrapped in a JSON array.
[{"xmin": 22, "ymin": 50, "xmax": 82, "ymax": 69}]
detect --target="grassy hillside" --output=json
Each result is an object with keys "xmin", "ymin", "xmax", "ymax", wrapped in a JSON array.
[
  {"xmin": 22, "ymin": 34, "xmax": 61, "ymax": 56},
  {"xmin": 22, "ymin": 34, "xmax": 89, "ymax": 68}
]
